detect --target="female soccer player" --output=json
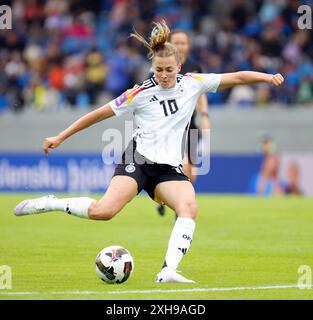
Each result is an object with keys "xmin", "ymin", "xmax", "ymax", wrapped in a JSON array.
[{"xmin": 14, "ymin": 21, "xmax": 284, "ymax": 283}]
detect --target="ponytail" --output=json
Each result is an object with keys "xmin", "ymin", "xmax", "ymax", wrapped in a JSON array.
[{"xmin": 130, "ymin": 20, "xmax": 179, "ymax": 63}]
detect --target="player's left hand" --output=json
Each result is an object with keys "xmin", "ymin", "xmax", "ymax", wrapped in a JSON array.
[{"xmin": 270, "ymin": 73, "xmax": 284, "ymax": 86}]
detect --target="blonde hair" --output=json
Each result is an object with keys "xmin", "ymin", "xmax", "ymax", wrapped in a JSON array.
[{"xmin": 130, "ymin": 20, "xmax": 180, "ymax": 63}]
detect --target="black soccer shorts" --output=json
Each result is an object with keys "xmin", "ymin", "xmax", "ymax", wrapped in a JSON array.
[{"xmin": 113, "ymin": 140, "xmax": 190, "ymax": 202}]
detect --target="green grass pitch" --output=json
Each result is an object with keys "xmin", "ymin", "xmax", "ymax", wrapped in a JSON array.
[{"xmin": 0, "ymin": 194, "xmax": 313, "ymax": 300}]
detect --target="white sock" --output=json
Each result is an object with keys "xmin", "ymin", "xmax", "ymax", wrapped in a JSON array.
[
  {"xmin": 48, "ymin": 197, "xmax": 95, "ymax": 219},
  {"xmin": 164, "ymin": 217, "xmax": 196, "ymax": 271}
]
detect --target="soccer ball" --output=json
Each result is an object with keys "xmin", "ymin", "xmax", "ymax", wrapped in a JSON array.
[{"xmin": 95, "ymin": 245, "xmax": 134, "ymax": 284}]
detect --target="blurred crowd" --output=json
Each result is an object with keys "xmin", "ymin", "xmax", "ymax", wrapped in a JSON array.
[{"xmin": 0, "ymin": 0, "xmax": 312, "ymax": 112}]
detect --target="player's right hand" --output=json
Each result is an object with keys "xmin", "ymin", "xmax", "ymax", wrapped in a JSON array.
[
  {"xmin": 270, "ymin": 73, "xmax": 284, "ymax": 86},
  {"xmin": 43, "ymin": 136, "xmax": 62, "ymax": 155}
]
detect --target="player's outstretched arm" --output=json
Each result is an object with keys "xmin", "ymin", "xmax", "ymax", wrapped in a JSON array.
[
  {"xmin": 43, "ymin": 104, "xmax": 115, "ymax": 155},
  {"xmin": 218, "ymin": 71, "xmax": 284, "ymax": 90}
]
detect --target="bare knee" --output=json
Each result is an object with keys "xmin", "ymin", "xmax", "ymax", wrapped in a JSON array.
[
  {"xmin": 176, "ymin": 200, "xmax": 197, "ymax": 219},
  {"xmin": 88, "ymin": 201, "xmax": 119, "ymax": 221}
]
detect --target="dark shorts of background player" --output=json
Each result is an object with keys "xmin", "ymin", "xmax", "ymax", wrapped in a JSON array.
[
  {"xmin": 185, "ymin": 123, "xmax": 201, "ymax": 165},
  {"xmin": 113, "ymin": 140, "xmax": 190, "ymax": 203}
]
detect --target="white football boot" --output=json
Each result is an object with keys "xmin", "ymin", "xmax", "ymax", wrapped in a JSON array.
[
  {"xmin": 155, "ymin": 267, "xmax": 195, "ymax": 283},
  {"xmin": 14, "ymin": 195, "xmax": 56, "ymax": 216}
]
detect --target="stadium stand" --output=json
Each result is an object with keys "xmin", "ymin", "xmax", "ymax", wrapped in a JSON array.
[{"xmin": 0, "ymin": 0, "xmax": 312, "ymax": 112}]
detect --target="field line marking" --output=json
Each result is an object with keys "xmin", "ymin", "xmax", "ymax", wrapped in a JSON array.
[
  {"xmin": 108, "ymin": 284, "xmax": 311, "ymax": 294},
  {"xmin": 0, "ymin": 284, "xmax": 311, "ymax": 295}
]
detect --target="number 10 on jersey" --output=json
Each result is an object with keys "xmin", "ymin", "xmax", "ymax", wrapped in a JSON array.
[{"xmin": 160, "ymin": 99, "xmax": 178, "ymax": 117}]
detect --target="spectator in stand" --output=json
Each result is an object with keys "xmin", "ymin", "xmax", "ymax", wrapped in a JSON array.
[
  {"xmin": 84, "ymin": 50, "xmax": 107, "ymax": 105},
  {"xmin": 63, "ymin": 55, "xmax": 85, "ymax": 107}
]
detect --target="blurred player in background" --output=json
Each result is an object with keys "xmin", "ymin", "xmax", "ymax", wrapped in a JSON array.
[
  {"xmin": 252, "ymin": 134, "xmax": 303, "ymax": 196},
  {"xmin": 254, "ymin": 134, "xmax": 283, "ymax": 196},
  {"xmin": 156, "ymin": 30, "xmax": 210, "ymax": 217},
  {"xmin": 282, "ymin": 161, "xmax": 302, "ymax": 196}
]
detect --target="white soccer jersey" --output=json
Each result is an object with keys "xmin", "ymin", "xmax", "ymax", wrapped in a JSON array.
[{"xmin": 109, "ymin": 73, "xmax": 221, "ymax": 166}]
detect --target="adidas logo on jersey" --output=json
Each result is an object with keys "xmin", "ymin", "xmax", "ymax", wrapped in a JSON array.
[{"xmin": 149, "ymin": 95, "xmax": 158, "ymax": 102}]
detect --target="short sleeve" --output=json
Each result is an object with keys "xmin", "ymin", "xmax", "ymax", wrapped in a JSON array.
[
  {"xmin": 186, "ymin": 73, "xmax": 221, "ymax": 93},
  {"xmin": 108, "ymin": 85, "xmax": 140, "ymax": 116}
]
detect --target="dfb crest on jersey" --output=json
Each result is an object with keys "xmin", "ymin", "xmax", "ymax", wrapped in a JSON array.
[{"xmin": 125, "ymin": 163, "xmax": 136, "ymax": 173}]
